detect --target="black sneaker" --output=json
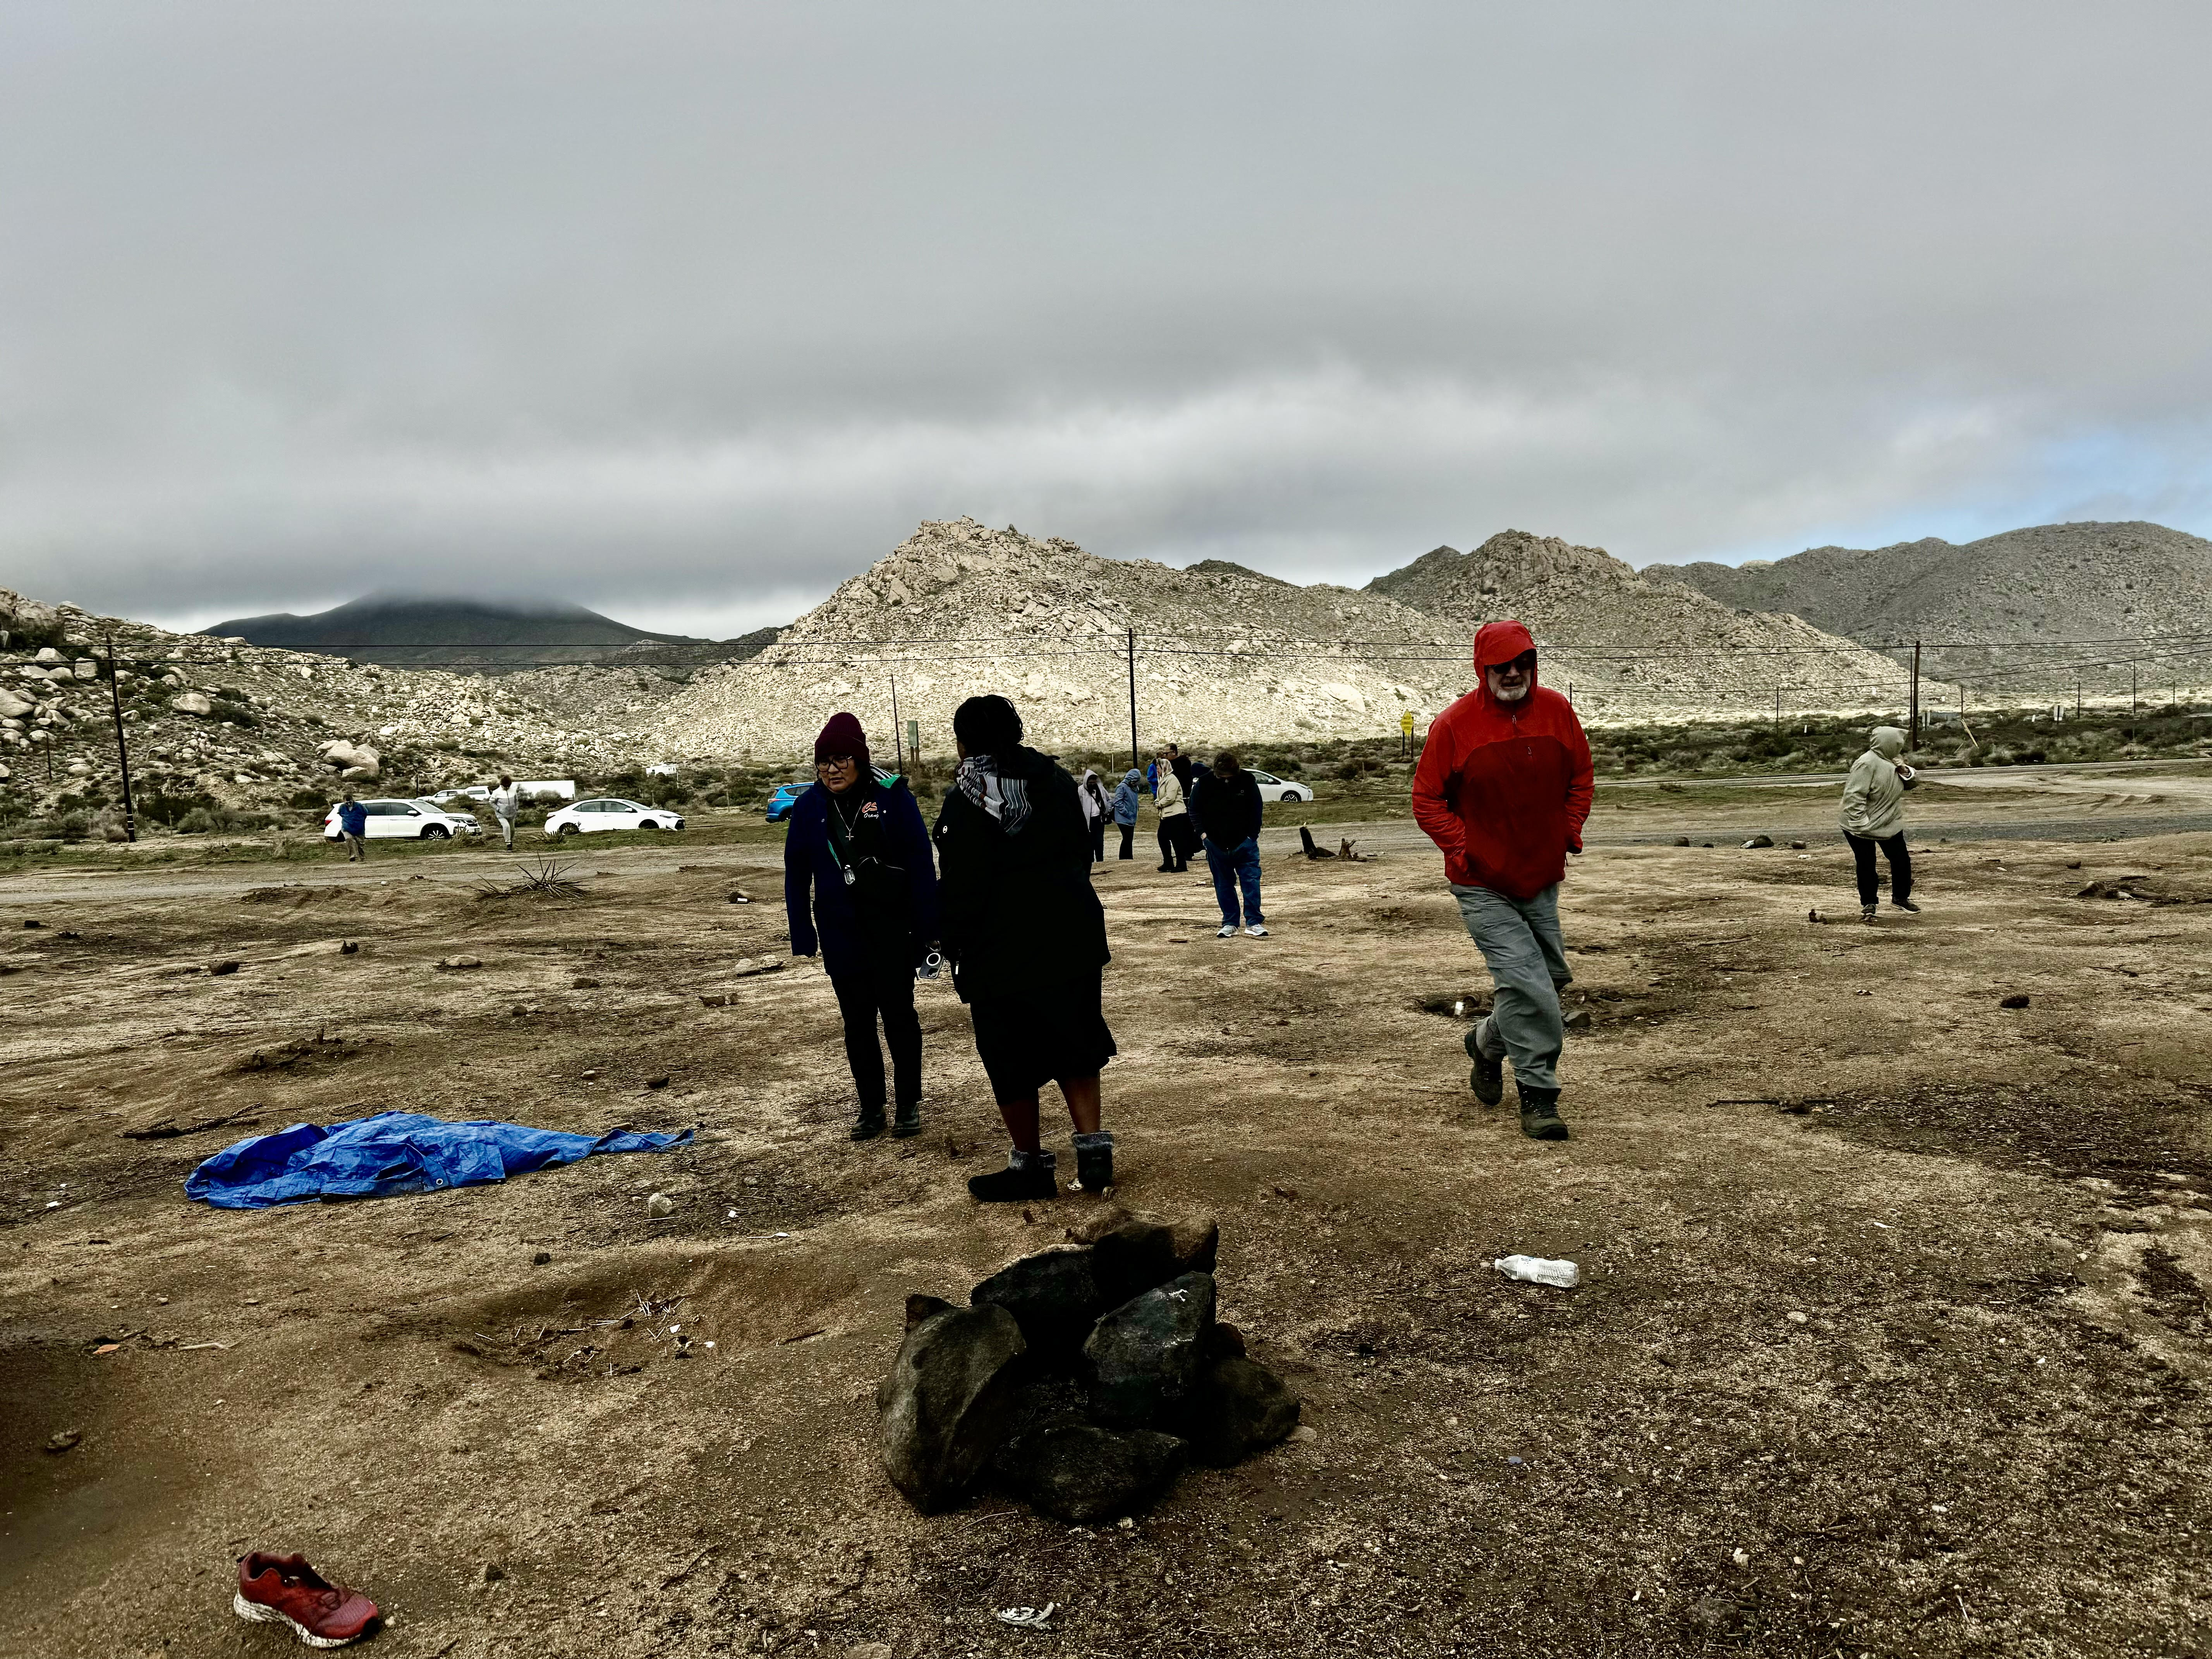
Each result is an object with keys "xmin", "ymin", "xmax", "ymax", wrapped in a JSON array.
[
  {"xmin": 850, "ymin": 1107, "xmax": 887, "ymax": 1142},
  {"xmin": 1518, "ymin": 1088, "xmax": 1570, "ymax": 1141},
  {"xmin": 1073, "ymin": 1133, "xmax": 1115, "ymax": 1193},
  {"xmin": 1860, "ymin": 905, "xmax": 1878, "ymax": 925},
  {"xmin": 1464, "ymin": 1020, "xmax": 1504, "ymax": 1106},
  {"xmin": 968, "ymin": 1150, "xmax": 1058, "ymax": 1203},
  {"xmin": 891, "ymin": 1101, "xmax": 922, "ymax": 1139},
  {"xmin": 1892, "ymin": 898, "xmax": 1920, "ymax": 912}
]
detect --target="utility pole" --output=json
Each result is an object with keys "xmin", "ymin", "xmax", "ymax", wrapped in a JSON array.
[
  {"xmin": 2131, "ymin": 663, "xmax": 2138, "ymax": 716},
  {"xmin": 104, "ymin": 632, "xmax": 137, "ymax": 842},
  {"xmin": 889, "ymin": 673, "xmax": 903, "ymax": 775},
  {"xmin": 1909, "ymin": 639, "xmax": 1921, "ymax": 745},
  {"xmin": 2075, "ymin": 675, "xmax": 2081, "ymax": 718},
  {"xmin": 1126, "ymin": 628, "xmax": 1139, "ymax": 773}
]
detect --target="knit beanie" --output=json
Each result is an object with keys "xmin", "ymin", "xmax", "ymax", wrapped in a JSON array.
[{"xmin": 814, "ymin": 711, "xmax": 870, "ymax": 766}]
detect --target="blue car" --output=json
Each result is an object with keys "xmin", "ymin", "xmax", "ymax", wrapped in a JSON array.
[{"xmin": 765, "ymin": 783, "xmax": 807, "ymax": 823}]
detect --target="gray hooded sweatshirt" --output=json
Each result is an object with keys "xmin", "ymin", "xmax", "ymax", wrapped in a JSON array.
[{"xmin": 1840, "ymin": 726, "xmax": 1916, "ymax": 838}]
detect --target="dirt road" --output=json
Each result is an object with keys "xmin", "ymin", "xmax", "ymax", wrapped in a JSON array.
[{"xmin": 2, "ymin": 820, "xmax": 2209, "ymax": 1657}]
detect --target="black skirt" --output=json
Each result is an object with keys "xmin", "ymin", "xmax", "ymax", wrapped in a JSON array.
[{"xmin": 968, "ymin": 973, "xmax": 1117, "ymax": 1103}]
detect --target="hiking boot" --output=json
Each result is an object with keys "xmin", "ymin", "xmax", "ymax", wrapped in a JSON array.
[
  {"xmin": 1892, "ymin": 898, "xmax": 1920, "ymax": 912},
  {"xmin": 234, "ymin": 1553, "xmax": 378, "ymax": 1649},
  {"xmin": 1073, "ymin": 1132, "xmax": 1115, "ymax": 1193},
  {"xmin": 968, "ymin": 1149, "xmax": 1058, "ymax": 1203},
  {"xmin": 850, "ymin": 1106, "xmax": 887, "ymax": 1142},
  {"xmin": 891, "ymin": 1101, "xmax": 922, "ymax": 1139},
  {"xmin": 1216, "ymin": 924, "xmax": 1239, "ymax": 939},
  {"xmin": 1860, "ymin": 904, "xmax": 1878, "ymax": 924},
  {"xmin": 1518, "ymin": 1088, "xmax": 1570, "ymax": 1141},
  {"xmin": 1464, "ymin": 1019, "xmax": 1504, "ymax": 1106}
]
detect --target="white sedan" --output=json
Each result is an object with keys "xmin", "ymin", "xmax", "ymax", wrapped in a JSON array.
[
  {"xmin": 1248, "ymin": 768, "xmax": 1313, "ymax": 804},
  {"xmin": 321, "ymin": 798, "xmax": 482, "ymax": 841},
  {"xmin": 544, "ymin": 797, "xmax": 686, "ymax": 836}
]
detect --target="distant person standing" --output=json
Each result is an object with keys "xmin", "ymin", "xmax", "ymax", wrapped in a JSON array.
[
  {"xmin": 784, "ymin": 713, "xmax": 939, "ymax": 1140},
  {"xmin": 934, "ymin": 695, "xmax": 1118, "ymax": 1200},
  {"xmin": 336, "ymin": 791, "xmax": 368, "ymax": 862},
  {"xmin": 1152, "ymin": 745, "xmax": 1192, "ymax": 872},
  {"xmin": 1190, "ymin": 750, "xmax": 1267, "ymax": 939},
  {"xmin": 1111, "ymin": 768, "xmax": 1143, "ymax": 860},
  {"xmin": 488, "ymin": 775, "xmax": 524, "ymax": 850},
  {"xmin": 1412, "ymin": 620, "xmax": 1592, "ymax": 1142},
  {"xmin": 1841, "ymin": 725, "xmax": 1920, "ymax": 922},
  {"xmin": 1077, "ymin": 767, "xmax": 1110, "ymax": 862}
]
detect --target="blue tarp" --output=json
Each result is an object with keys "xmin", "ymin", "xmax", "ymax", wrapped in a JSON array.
[{"xmin": 185, "ymin": 1111, "xmax": 693, "ymax": 1209}]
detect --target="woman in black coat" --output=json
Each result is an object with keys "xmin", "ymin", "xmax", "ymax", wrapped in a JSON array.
[
  {"xmin": 933, "ymin": 695, "xmax": 1117, "ymax": 1201},
  {"xmin": 784, "ymin": 712, "xmax": 939, "ymax": 1140}
]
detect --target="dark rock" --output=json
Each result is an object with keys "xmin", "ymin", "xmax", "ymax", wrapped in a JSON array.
[
  {"xmin": 210, "ymin": 960, "xmax": 242, "ymax": 976},
  {"xmin": 646, "ymin": 1075, "xmax": 670, "ymax": 1089},
  {"xmin": 905, "ymin": 1293, "xmax": 954, "ymax": 1331},
  {"xmin": 1672, "ymin": 836, "xmax": 1691, "ymax": 847},
  {"xmin": 338, "ymin": 940, "xmax": 359, "ymax": 955},
  {"xmin": 1168, "ymin": 1215, "xmax": 1219, "ymax": 1276},
  {"xmin": 1789, "ymin": 840, "xmax": 1807, "ymax": 850},
  {"xmin": 22, "ymin": 920, "xmax": 43, "ymax": 929},
  {"xmin": 531, "ymin": 1250, "xmax": 552, "ymax": 1266},
  {"xmin": 572, "ymin": 975, "xmax": 600, "ymax": 988},
  {"xmin": 1743, "ymin": 835, "xmax": 1774, "ymax": 849},
  {"xmin": 1185, "ymin": 1355, "xmax": 1300, "ymax": 1467},
  {"xmin": 877, "ymin": 1303, "xmax": 1028, "ymax": 1513},
  {"xmin": 1008, "ymin": 1422, "xmax": 1187, "ymax": 1523},
  {"xmin": 971, "ymin": 1248, "xmax": 1107, "ymax": 1365},
  {"xmin": 1202, "ymin": 1322, "xmax": 1247, "ymax": 1362},
  {"xmin": 2000, "ymin": 994, "xmax": 2030, "ymax": 1009},
  {"xmin": 1085, "ymin": 1271, "xmax": 1215, "ymax": 1429},
  {"xmin": 1090, "ymin": 1219, "xmax": 1182, "ymax": 1307}
]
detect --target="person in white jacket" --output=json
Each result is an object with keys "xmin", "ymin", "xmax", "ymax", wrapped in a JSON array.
[
  {"xmin": 1152, "ymin": 745, "xmax": 1192, "ymax": 871},
  {"xmin": 1839, "ymin": 726, "xmax": 1920, "ymax": 921},
  {"xmin": 488, "ymin": 775, "xmax": 524, "ymax": 850}
]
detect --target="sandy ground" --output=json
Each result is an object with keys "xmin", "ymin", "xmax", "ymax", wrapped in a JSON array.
[{"xmin": 3, "ymin": 788, "xmax": 2210, "ymax": 1658}]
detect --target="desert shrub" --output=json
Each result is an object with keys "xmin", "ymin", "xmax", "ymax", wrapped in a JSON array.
[{"xmin": 290, "ymin": 788, "xmax": 331, "ymax": 810}]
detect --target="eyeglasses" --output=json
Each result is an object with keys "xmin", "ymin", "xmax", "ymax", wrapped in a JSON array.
[{"xmin": 816, "ymin": 755, "xmax": 857, "ymax": 771}]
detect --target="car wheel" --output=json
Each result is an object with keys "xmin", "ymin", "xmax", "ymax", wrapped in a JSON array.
[
  {"xmin": 422, "ymin": 824, "xmax": 450, "ymax": 839},
  {"xmin": 640, "ymin": 821, "xmax": 661, "ymax": 831},
  {"xmin": 558, "ymin": 823, "xmax": 580, "ymax": 837}
]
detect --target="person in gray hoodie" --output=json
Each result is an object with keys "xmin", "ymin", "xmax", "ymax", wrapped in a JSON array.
[{"xmin": 1840, "ymin": 725, "xmax": 1920, "ymax": 921}]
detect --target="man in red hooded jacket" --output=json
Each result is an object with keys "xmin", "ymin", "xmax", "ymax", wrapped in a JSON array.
[{"xmin": 1412, "ymin": 620, "xmax": 1593, "ymax": 1140}]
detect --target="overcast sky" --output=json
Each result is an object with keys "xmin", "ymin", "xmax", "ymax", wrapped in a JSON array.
[{"xmin": 4, "ymin": 3, "xmax": 2209, "ymax": 638}]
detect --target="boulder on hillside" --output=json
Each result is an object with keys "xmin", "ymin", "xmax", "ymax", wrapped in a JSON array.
[
  {"xmin": 173, "ymin": 692, "xmax": 214, "ymax": 717},
  {"xmin": 1084, "ymin": 1271, "xmax": 1216, "ymax": 1430},
  {"xmin": 0, "ymin": 690, "xmax": 31, "ymax": 720},
  {"xmin": 316, "ymin": 739, "xmax": 380, "ymax": 779},
  {"xmin": 877, "ymin": 1303, "xmax": 1028, "ymax": 1513},
  {"xmin": 1007, "ymin": 1422, "xmax": 1188, "ymax": 1523}
]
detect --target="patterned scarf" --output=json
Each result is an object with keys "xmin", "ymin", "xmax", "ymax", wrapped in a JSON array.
[{"xmin": 954, "ymin": 752, "xmax": 1032, "ymax": 836}]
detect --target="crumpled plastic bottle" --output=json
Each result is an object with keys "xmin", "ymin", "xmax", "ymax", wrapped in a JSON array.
[{"xmin": 1492, "ymin": 1254, "xmax": 1579, "ymax": 1288}]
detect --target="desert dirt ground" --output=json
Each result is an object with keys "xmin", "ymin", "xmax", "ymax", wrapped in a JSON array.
[{"xmin": 2, "ymin": 784, "xmax": 2210, "ymax": 1658}]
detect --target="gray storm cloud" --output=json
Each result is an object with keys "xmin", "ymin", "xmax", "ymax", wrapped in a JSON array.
[{"xmin": 3, "ymin": 2, "xmax": 2209, "ymax": 635}]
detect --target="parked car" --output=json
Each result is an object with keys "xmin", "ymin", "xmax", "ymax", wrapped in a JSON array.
[
  {"xmin": 321, "ymin": 798, "xmax": 481, "ymax": 841},
  {"xmin": 1249, "ymin": 768, "xmax": 1312, "ymax": 804},
  {"xmin": 544, "ymin": 797, "xmax": 686, "ymax": 836},
  {"xmin": 764, "ymin": 783, "xmax": 807, "ymax": 823},
  {"xmin": 429, "ymin": 786, "xmax": 490, "ymax": 805}
]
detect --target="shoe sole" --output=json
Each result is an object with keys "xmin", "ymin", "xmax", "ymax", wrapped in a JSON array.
[
  {"xmin": 1520, "ymin": 1120, "xmax": 1571, "ymax": 1141},
  {"xmin": 890, "ymin": 1121, "xmax": 922, "ymax": 1139},
  {"xmin": 850, "ymin": 1123, "xmax": 886, "ymax": 1141},
  {"xmin": 233, "ymin": 1592, "xmax": 365, "ymax": 1649}
]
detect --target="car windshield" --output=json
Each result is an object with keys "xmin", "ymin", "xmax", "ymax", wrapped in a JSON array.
[
  {"xmin": 1251, "ymin": 771, "xmax": 1279, "ymax": 784},
  {"xmin": 611, "ymin": 800, "xmax": 646, "ymax": 812}
]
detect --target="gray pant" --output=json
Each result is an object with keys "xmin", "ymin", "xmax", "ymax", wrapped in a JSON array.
[
  {"xmin": 1450, "ymin": 882, "xmax": 1572, "ymax": 1093},
  {"xmin": 497, "ymin": 814, "xmax": 515, "ymax": 849},
  {"xmin": 342, "ymin": 832, "xmax": 367, "ymax": 862}
]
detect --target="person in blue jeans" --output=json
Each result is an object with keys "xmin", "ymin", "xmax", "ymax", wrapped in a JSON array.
[
  {"xmin": 335, "ymin": 791, "xmax": 369, "ymax": 861},
  {"xmin": 1111, "ymin": 768, "xmax": 1143, "ymax": 860},
  {"xmin": 1189, "ymin": 750, "xmax": 1267, "ymax": 938}
]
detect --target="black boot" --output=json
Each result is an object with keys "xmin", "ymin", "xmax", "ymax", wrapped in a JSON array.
[
  {"xmin": 891, "ymin": 1099, "xmax": 922, "ymax": 1139},
  {"xmin": 1073, "ymin": 1131, "xmax": 1115, "ymax": 1194},
  {"xmin": 850, "ymin": 1104, "xmax": 887, "ymax": 1142},
  {"xmin": 1464, "ymin": 1018, "xmax": 1504, "ymax": 1106},
  {"xmin": 1518, "ymin": 1087, "xmax": 1570, "ymax": 1141},
  {"xmin": 967, "ymin": 1148, "xmax": 1058, "ymax": 1203}
]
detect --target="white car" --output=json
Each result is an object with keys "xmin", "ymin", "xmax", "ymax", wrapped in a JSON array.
[
  {"xmin": 545, "ymin": 797, "xmax": 686, "ymax": 836},
  {"xmin": 1248, "ymin": 768, "xmax": 1312, "ymax": 804},
  {"xmin": 321, "ymin": 798, "xmax": 482, "ymax": 841}
]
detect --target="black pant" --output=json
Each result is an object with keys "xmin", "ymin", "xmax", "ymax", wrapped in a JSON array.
[
  {"xmin": 1117, "ymin": 823, "xmax": 1135, "ymax": 860},
  {"xmin": 1845, "ymin": 831, "xmax": 1911, "ymax": 908},
  {"xmin": 830, "ymin": 955, "xmax": 922, "ymax": 1110},
  {"xmin": 1156, "ymin": 817, "xmax": 1188, "ymax": 871},
  {"xmin": 1089, "ymin": 820, "xmax": 1106, "ymax": 862}
]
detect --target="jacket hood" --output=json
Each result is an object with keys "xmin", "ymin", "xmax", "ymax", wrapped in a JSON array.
[
  {"xmin": 1122, "ymin": 769, "xmax": 1142, "ymax": 785},
  {"xmin": 1473, "ymin": 619, "xmax": 1539, "ymax": 674},
  {"xmin": 1869, "ymin": 726, "xmax": 1908, "ymax": 759}
]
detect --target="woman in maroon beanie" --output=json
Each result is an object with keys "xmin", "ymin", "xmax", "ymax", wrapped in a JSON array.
[{"xmin": 783, "ymin": 712, "xmax": 940, "ymax": 1139}]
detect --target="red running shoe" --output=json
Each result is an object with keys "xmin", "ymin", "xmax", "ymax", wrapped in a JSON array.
[{"xmin": 233, "ymin": 1553, "xmax": 379, "ymax": 1648}]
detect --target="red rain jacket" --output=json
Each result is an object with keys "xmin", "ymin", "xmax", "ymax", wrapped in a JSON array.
[{"xmin": 1412, "ymin": 619, "xmax": 1594, "ymax": 900}]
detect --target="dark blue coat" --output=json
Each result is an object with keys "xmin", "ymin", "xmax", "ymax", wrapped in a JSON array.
[{"xmin": 783, "ymin": 775, "xmax": 939, "ymax": 979}]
